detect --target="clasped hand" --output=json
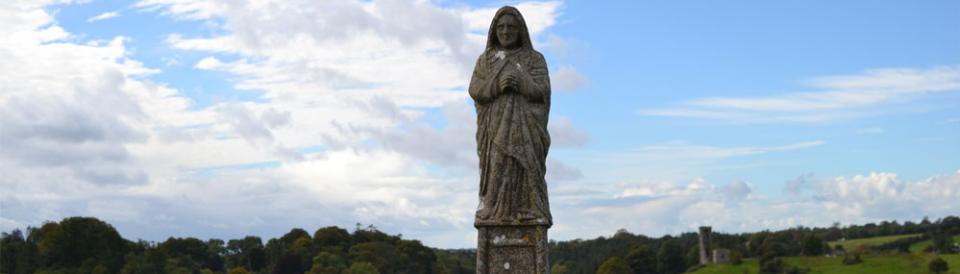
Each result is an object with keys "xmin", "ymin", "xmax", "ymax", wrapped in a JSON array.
[{"xmin": 498, "ymin": 71, "xmax": 521, "ymax": 94}]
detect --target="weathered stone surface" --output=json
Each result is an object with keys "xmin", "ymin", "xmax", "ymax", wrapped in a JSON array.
[
  {"xmin": 470, "ymin": 6, "xmax": 552, "ymax": 228},
  {"xmin": 713, "ymin": 248, "xmax": 732, "ymax": 264},
  {"xmin": 469, "ymin": 5, "xmax": 553, "ymax": 274},
  {"xmin": 476, "ymin": 225, "xmax": 548, "ymax": 274},
  {"xmin": 699, "ymin": 226, "xmax": 712, "ymax": 265}
]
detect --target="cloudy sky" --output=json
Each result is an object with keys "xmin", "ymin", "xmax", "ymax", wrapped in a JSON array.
[{"xmin": 1, "ymin": 0, "xmax": 958, "ymax": 248}]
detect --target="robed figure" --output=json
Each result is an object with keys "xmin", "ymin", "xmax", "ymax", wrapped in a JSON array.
[{"xmin": 470, "ymin": 6, "xmax": 552, "ymax": 227}]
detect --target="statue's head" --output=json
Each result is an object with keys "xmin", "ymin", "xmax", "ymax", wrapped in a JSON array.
[
  {"xmin": 496, "ymin": 13, "xmax": 520, "ymax": 49},
  {"xmin": 487, "ymin": 6, "xmax": 532, "ymax": 50}
]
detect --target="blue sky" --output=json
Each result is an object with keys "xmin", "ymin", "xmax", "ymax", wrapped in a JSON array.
[{"xmin": 1, "ymin": 0, "xmax": 958, "ymax": 248}]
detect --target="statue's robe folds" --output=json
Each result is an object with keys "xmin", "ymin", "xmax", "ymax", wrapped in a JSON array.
[{"xmin": 469, "ymin": 48, "xmax": 552, "ymax": 227}]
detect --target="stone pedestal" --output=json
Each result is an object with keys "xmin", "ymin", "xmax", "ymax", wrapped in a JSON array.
[{"xmin": 476, "ymin": 225, "xmax": 549, "ymax": 274}]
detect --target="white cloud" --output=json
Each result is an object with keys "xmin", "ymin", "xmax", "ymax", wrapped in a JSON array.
[
  {"xmin": 629, "ymin": 140, "xmax": 825, "ymax": 160},
  {"xmin": 550, "ymin": 169, "xmax": 960, "ymax": 240},
  {"xmin": 87, "ymin": 11, "xmax": 120, "ymax": 22},
  {"xmin": 855, "ymin": 127, "xmax": 885, "ymax": 134},
  {"xmin": 560, "ymin": 140, "xmax": 825, "ymax": 185},
  {"xmin": 641, "ymin": 66, "xmax": 960, "ymax": 123},
  {"xmin": 546, "ymin": 157, "xmax": 582, "ymax": 182},
  {"xmin": 788, "ymin": 170, "xmax": 960, "ymax": 221},
  {"xmin": 152, "ymin": 0, "xmax": 566, "ymax": 113},
  {"xmin": 807, "ymin": 67, "xmax": 960, "ymax": 92},
  {"xmin": 1, "ymin": 0, "xmax": 580, "ymax": 249},
  {"xmin": 720, "ymin": 180, "xmax": 751, "ymax": 201},
  {"xmin": 548, "ymin": 116, "xmax": 589, "ymax": 147},
  {"xmin": 354, "ymin": 101, "xmax": 477, "ymax": 170},
  {"xmin": 0, "ymin": 0, "xmax": 203, "ymax": 232},
  {"xmin": 460, "ymin": 1, "xmax": 562, "ymax": 35},
  {"xmin": 193, "ymin": 56, "xmax": 222, "ymax": 69},
  {"xmin": 19, "ymin": 0, "xmax": 947, "ymax": 251},
  {"xmin": 551, "ymin": 65, "xmax": 588, "ymax": 91}
]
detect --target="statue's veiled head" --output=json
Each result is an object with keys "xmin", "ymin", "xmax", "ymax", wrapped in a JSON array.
[{"xmin": 486, "ymin": 6, "xmax": 533, "ymax": 50}]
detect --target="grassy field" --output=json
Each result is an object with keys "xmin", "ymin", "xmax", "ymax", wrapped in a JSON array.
[
  {"xmin": 693, "ymin": 234, "xmax": 960, "ymax": 274},
  {"xmin": 691, "ymin": 253, "xmax": 960, "ymax": 274},
  {"xmin": 911, "ymin": 235, "xmax": 960, "ymax": 253},
  {"xmin": 828, "ymin": 233, "xmax": 921, "ymax": 251}
]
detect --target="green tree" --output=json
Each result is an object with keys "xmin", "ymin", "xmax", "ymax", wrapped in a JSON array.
[
  {"xmin": 929, "ymin": 257, "xmax": 949, "ymax": 274},
  {"xmin": 14, "ymin": 229, "xmax": 39, "ymax": 274},
  {"xmin": 35, "ymin": 217, "xmax": 129, "ymax": 272},
  {"xmin": 120, "ymin": 247, "xmax": 165, "ymax": 274},
  {"xmin": 352, "ymin": 225, "xmax": 397, "ymax": 244},
  {"xmin": 760, "ymin": 258, "xmax": 784, "ymax": 274},
  {"xmin": 309, "ymin": 252, "xmax": 346, "ymax": 274},
  {"xmin": 746, "ymin": 232, "xmax": 769, "ymax": 257},
  {"xmin": 158, "ymin": 237, "xmax": 209, "ymax": 268},
  {"xmin": 596, "ymin": 256, "xmax": 632, "ymax": 274},
  {"xmin": 271, "ymin": 253, "xmax": 303, "ymax": 274},
  {"xmin": 291, "ymin": 236, "xmax": 314, "ymax": 270},
  {"xmin": 434, "ymin": 263, "xmax": 452, "ymax": 274},
  {"xmin": 349, "ymin": 241, "xmax": 398, "ymax": 274},
  {"xmin": 226, "ymin": 236, "xmax": 266, "ymax": 271},
  {"xmin": 730, "ymin": 251, "xmax": 743, "ymax": 265},
  {"xmin": 290, "ymin": 236, "xmax": 313, "ymax": 253},
  {"xmin": 433, "ymin": 250, "xmax": 474, "ymax": 274},
  {"xmin": 1, "ymin": 229, "xmax": 27, "ymax": 274},
  {"xmin": 166, "ymin": 267, "xmax": 191, "ymax": 274},
  {"xmin": 550, "ymin": 262, "xmax": 569, "ymax": 274},
  {"xmin": 281, "ymin": 229, "xmax": 311, "ymax": 243},
  {"xmin": 343, "ymin": 262, "xmax": 380, "ymax": 274},
  {"xmin": 931, "ymin": 232, "xmax": 955, "ymax": 254},
  {"xmin": 34, "ymin": 270, "xmax": 69, "ymax": 274},
  {"xmin": 684, "ymin": 246, "xmax": 700, "ymax": 266},
  {"xmin": 656, "ymin": 239, "xmax": 685, "ymax": 274},
  {"xmin": 624, "ymin": 244, "xmax": 656, "ymax": 274},
  {"xmin": 164, "ymin": 255, "xmax": 200, "ymax": 274},
  {"xmin": 758, "ymin": 235, "xmax": 787, "ymax": 273},
  {"xmin": 800, "ymin": 235, "xmax": 826, "ymax": 256},
  {"xmin": 313, "ymin": 226, "xmax": 352, "ymax": 254},
  {"xmin": 205, "ymin": 239, "xmax": 226, "ymax": 272},
  {"xmin": 266, "ymin": 229, "xmax": 311, "ymax": 273},
  {"xmin": 91, "ymin": 264, "xmax": 110, "ymax": 274},
  {"xmin": 396, "ymin": 239, "xmax": 435, "ymax": 273},
  {"xmin": 227, "ymin": 267, "xmax": 251, "ymax": 274}
]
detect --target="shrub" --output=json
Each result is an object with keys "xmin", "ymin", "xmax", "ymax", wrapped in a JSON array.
[
  {"xmin": 759, "ymin": 258, "xmax": 784, "ymax": 274},
  {"xmin": 929, "ymin": 257, "xmax": 948, "ymax": 274},
  {"xmin": 842, "ymin": 253, "xmax": 863, "ymax": 265},
  {"xmin": 730, "ymin": 251, "xmax": 743, "ymax": 265},
  {"xmin": 785, "ymin": 266, "xmax": 810, "ymax": 274},
  {"xmin": 228, "ymin": 267, "xmax": 251, "ymax": 274}
]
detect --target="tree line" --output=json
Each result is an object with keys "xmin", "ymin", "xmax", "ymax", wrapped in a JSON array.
[
  {"xmin": 1, "ymin": 216, "xmax": 957, "ymax": 274},
  {"xmin": 0, "ymin": 217, "xmax": 471, "ymax": 274},
  {"xmin": 552, "ymin": 216, "xmax": 959, "ymax": 274}
]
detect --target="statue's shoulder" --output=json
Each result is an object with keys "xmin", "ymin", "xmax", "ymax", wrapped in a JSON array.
[
  {"xmin": 530, "ymin": 49, "xmax": 544, "ymax": 58},
  {"xmin": 478, "ymin": 48, "xmax": 496, "ymax": 60},
  {"xmin": 521, "ymin": 49, "xmax": 545, "ymax": 63}
]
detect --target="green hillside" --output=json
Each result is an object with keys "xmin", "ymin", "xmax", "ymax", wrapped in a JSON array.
[
  {"xmin": 695, "ymin": 233, "xmax": 959, "ymax": 274},
  {"xmin": 688, "ymin": 259, "xmax": 757, "ymax": 274},
  {"xmin": 692, "ymin": 253, "xmax": 960, "ymax": 274},
  {"xmin": 912, "ymin": 235, "xmax": 960, "ymax": 253},
  {"xmin": 828, "ymin": 233, "xmax": 921, "ymax": 251}
]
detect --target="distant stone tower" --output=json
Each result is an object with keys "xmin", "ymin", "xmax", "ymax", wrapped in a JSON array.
[{"xmin": 698, "ymin": 226, "xmax": 712, "ymax": 265}]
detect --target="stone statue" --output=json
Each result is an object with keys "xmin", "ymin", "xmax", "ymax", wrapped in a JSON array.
[
  {"xmin": 470, "ymin": 6, "xmax": 552, "ymax": 273},
  {"xmin": 470, "ymin": 5, "xmax": 552, "ymax": 227}
]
